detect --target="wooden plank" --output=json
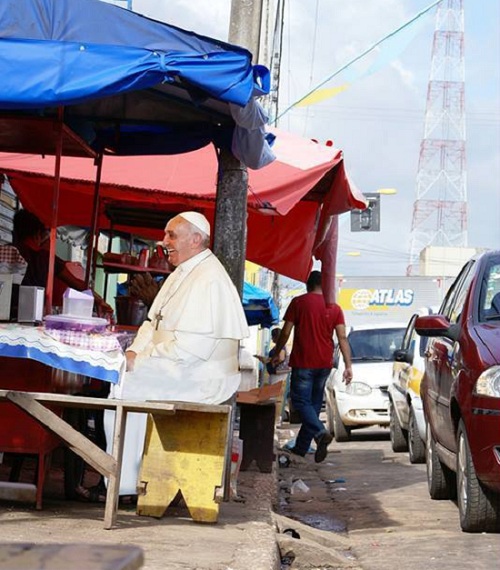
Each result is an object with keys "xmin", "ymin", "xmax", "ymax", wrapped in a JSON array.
[
  {"xmin": 161, "ymin": 401, "xmax": 231, "ymax": 414},
  {"xmin": 0, "ymin": 390, "xmax": 223, "ymax": 414},
  {"xmin": 236, "ymin": 382, "xmax": 283, "ymax": 404},
  {"xmin": 0, "ymin": 543, "xmax": 144, "ymax": 570},
  {"xmin": 0, "ymin": 390, "xmax": 169, "ymax": 413},
  {"xmin": 5, "ymin": 391, "xmax": 116, "ymax": 478}
]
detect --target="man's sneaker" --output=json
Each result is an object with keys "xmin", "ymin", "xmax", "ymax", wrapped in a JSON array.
[{"xmin": 314, "ymin": 431, "xmax": 333, "ymax": 463}]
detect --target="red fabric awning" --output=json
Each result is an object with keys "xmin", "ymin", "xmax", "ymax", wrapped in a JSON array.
[{"xmin": 0, "ymin": 128, "xmax": 365, "ymax": 284}]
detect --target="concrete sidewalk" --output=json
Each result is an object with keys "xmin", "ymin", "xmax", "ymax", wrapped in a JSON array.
[{"xmin": 0, "ymin": 454, "xmax": 281, "ymax": 570}]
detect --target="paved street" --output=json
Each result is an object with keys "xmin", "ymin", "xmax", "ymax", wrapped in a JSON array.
[{"xmin": 277, "ymin": 424, "xmax": 500, "ymax": 570}]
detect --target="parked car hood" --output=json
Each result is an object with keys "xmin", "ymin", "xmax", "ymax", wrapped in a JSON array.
[
  {"xmin": 476, "ymin": 324, "xmax": 500, "ymax": 364},
  {"xmin": 350, "ymin": 361, "xmax": 393, "ymax": 387}
]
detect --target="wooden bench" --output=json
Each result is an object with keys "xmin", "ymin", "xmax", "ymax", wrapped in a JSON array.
[{"xmin": 0, "ymin": 390, "xmax": 231, "ymax": 529}]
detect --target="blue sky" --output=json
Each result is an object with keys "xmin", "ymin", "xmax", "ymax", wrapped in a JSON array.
[{"xmin": 107, "ymin": 0, "xmax": 499, "ymax": 277}]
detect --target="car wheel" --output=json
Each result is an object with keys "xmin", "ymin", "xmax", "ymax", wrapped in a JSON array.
[
  {"xmin": 332, "ymin": 397, "xmax": 351, "ymax": 442},
  {"xmin": 408, "ymin": 407, "xmax": 425, "ymax": 464},
  {"xmin": 426, "ymin": 425, "xmax": 456, "ymax": 500},
  {"xmin": 456, "ymin": 420, "xmax": 500, "ymax": 533},
  {"xmin": 389, "ymin": 401, "xmax": 408, "ymax": 452}
]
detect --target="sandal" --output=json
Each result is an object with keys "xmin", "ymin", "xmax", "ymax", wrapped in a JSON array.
[{"xmin": 75, "ymin": 484, "xmax": 106, "ymax": 503}]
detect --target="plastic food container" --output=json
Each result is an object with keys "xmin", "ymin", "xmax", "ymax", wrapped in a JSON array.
[
  {"xmin": 44, "ymin": 314, "xmax": 108, "ymax": 334},
  {"xmin": 62, "ymin": 288, "xmax": 95, "ymax": 318}
]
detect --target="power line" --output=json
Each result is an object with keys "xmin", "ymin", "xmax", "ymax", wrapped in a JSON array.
[
  {"xmin": 277, "ymin": 0, "xmax": 444, "ymax": 121},
  {"xmin": 284, "ymin": 106, "xmax": 500, "ymax": 126}
]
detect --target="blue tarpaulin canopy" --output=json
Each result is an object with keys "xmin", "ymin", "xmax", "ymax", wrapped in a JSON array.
[
  {"xmin": 0, "ymin": 0, "xmax": 273, "ymax": 168},
  {"xmin": 242, "ymin": 282, "xmax": 279, "ymax": 328}
]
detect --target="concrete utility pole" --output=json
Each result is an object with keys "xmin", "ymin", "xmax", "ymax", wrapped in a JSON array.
[
  {"xmin": 213, "ymin": 0, "xmax": 263, "ymax": 295},
  {"xmin": 228, "ymin": 0, "xmax": 263, "ymax": 62},
  {"xmin": 213, "ymin": 148, "xmax": 249, "ymax": 292}
]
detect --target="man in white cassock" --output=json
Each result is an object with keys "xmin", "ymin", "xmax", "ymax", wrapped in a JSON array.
[{"xmin": 104, "ymin": 211, "xmax": 250, "ymax": 496}]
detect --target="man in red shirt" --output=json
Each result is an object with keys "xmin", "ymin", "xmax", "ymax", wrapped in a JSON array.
[{"xmin": 272, "ymin": 271, "xmax": 352, "ymax": 462}]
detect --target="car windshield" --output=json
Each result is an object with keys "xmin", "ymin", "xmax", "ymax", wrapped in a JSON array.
[
  {"xmin": 349, "ymin": 328, "xmax": 405, "ymax": 361},
  {"xmin": 479, "ymin": 259, "xmax": 500, "ymax": 322}
]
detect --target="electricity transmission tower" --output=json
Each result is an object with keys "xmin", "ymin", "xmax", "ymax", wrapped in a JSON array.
[{"xmin": 407, "ymin": 0, "xmax": 467, "ymax": 275}]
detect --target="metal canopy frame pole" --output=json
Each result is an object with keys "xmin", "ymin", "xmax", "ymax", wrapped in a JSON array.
[
  {"xmin": 85, "ymin": 153, "xmax": 104, "ymax": 289},
  {"xmin": 45, "ymin": 107, "xmax": 65, "ymax": 314}
]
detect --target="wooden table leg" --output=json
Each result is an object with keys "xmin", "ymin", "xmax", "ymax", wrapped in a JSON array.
[{"xmin": 104, "ymin": 404, "xmax": 126, "ymax": 530}]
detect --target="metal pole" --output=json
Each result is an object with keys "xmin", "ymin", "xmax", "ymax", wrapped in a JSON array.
[
  {"xmin": 85, "ymin": 153, "xmax": 103, "ymax": 289},
  {"xmin": 45, "ymin": 107, "xmax": 65, "ymax": 314}
]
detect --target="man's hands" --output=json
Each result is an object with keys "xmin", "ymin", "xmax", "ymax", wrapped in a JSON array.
[
  {"xmin": 270, "ymin": 351, "xmax": 285, "ymax": 368},
  {"xmin": 125, "ymin": 350, "xmax": 137, "ymax": 372},
  {"xmin": 254, "ymin": 354, "xmax": 269, "ymax": 364},
  {"xmin": 129, "ymin": 273, "xmax": 162, "ymax": 308},
  {"xmin": 343, "ymin": 366, "xmax": 353, "ymax": 385}
]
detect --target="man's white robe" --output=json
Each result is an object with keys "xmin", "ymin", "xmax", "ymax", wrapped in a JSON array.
[{"xmin": 104, "ymin": 249, "xmax": 249, "ymax": 495}]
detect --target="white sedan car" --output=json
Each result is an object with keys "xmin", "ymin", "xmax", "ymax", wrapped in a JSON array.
[{"xmin": 325, "ymin": 323, "xmax": 406, "ymax": 441}]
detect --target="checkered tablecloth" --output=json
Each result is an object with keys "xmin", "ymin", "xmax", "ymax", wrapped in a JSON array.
[
  {"xmin": 0, "ymin": 245, "xmax": 27, "ymax": 284},
  {"xmin": 0, "ymin": 245, "xmax": 26, "ymax": 264},
  {"xmin": 43, "ymin": 328, "xmax": 122, "ymax": 352},
  {"xmin": 0, "ymin": 323, "xmax": 125, "ymax": 384}
]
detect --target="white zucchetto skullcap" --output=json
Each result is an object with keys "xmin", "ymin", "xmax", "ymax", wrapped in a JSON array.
[{"xmin": 178, "ymin": 211, "xmax": 211, "ymax": 236}]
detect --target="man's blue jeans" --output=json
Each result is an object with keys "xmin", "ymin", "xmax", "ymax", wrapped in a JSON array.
[{"xmin": 290, "ymin": 367, "xmax": 331, "ymax": 455}]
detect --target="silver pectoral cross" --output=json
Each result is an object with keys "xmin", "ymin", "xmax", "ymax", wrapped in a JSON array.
[{"xmin": 154, "ymin": 311, "xmax": 163, "ymax": 330}]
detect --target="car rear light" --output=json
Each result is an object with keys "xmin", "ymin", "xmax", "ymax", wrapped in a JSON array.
[{"xmin": 474, "ymin": 365, "xmax": 500, "ymax": 398}]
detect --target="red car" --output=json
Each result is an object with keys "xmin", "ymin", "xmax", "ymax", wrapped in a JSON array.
[{"xmin": 415, "ymin": 250, "xmax": 500, "ymax": 533}]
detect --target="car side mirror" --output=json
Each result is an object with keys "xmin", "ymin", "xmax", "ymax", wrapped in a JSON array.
[
  {"xmin": 415, "ymin": 315, "xmax": 459, "ymax": 342},
  {"xmin": 393, "ymin": 348, "xmax": 413, "ymax": 364}
]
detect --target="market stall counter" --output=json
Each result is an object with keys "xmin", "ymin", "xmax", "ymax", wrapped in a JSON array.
[
  {"xmin": 0, "ymin": 323, "xmax": 125, "ymax": 384},
  {"xmin": 0, "ymin": 322, "xmax": 127, "ymax": 509}
]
